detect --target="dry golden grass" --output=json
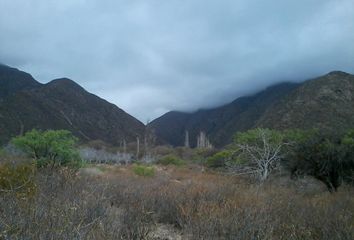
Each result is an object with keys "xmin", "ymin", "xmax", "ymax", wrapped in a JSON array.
[{"xmin": 1, "ymin": 162, "xmax": 353, "ymax": 239}]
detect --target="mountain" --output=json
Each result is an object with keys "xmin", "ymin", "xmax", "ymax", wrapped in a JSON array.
[
  {"xmin": 257, "ymin": 71, "xmax": 354, "ymax": 131},
  {"xmin": 149, "ymin": 83, "xmax": 300, "ymax": 147},
  {"xmin": 149, "ymin": 71, "xmax": 354, "ymax": 147},
  {"xmin": 0, "ymin": 64, "xmax": 41, "ymax": 98},
  {"xmin": 0, "ymin": 65, "xmax": 145, "ymax": 145}
]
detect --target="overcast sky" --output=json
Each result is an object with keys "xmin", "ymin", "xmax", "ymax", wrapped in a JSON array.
[{"xmin": 0, "ymin": 0, "xmax": 353, "ymax": 122}]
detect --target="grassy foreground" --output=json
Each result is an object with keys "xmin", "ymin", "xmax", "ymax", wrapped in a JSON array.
[{"xmin": 0, "ymin": 163, "xmax": 353, "ymax": 240}]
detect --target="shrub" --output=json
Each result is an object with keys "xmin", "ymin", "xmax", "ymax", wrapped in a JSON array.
[
  {"xmin": 12, "ymin": 129, "xmax": 82, "ymax": 168},
  {"xmin": 342, "ymin": 130, "xmax": 354, "ymax": 184},
  {"xmin": 152, "ymin": 145, "xmax": 175, "ymax": 156},
  {"xmin": 288, "ymin": 130, "xmax": 354, "ymax": 192},
  {"xmin": 0, "ymin": 162, "xmax": 37, "ymax": 198},
  {"xmin": 190, "ymin": 148, "xmax": 218, "ymax": 163},
  {"xmin": 157, "ymin": 155, "xmax": 185, "ymax": 166},
  {"xmin": 206, "ymin": 150, "xmax": 232, "ymax": 168},
  {"xmin": 132, "ymin": 164, "xmax": 155, "ymax": 177},
  {"xmin": 79, "ymin": 147, "xmax": 133, "ymax": 164}
]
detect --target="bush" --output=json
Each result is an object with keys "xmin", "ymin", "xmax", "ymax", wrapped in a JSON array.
[
  {"xmin": 132, "ymin": 164, "xmax": 155, "ymax": 177},
  {"xmin": 342, "ymin": 130, "xmax": 354, "ymax": 184},
  {"xmin": 190, "ymin": 148, "xmax": 218, "ymax": 163},
  {"xmin": 157, "ymin": 155, "xmax": 185, "ymax": 166},
  {"xmin": 287, "ymin": 130, "xmax": 354, "ymax": 192},
  {"xmin": 0, "ymin": 162, "xmax": 37, "ymax": 198},
  {"xmin": 12, "ymin": 129, "xmax": 82, "ymax": 168},
  {"xmin": 206, "ymin": 150, "xmax": 232, "ymax": 168}
]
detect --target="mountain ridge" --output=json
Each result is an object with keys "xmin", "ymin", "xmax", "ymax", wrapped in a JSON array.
[
  {"xmin": 0, "ymin": 65, "xmax": 145, "ymax": 145},
  {"xmin": 149, "ymin": 71, "xmax": 354, "ymax": 147},
  {"xmin": 2, "ymin": 64, "xmax": 353, "ymax": 148},
  {"xmin": 256, "ymin": 71, "xmax": 354, "ymax": 131}
]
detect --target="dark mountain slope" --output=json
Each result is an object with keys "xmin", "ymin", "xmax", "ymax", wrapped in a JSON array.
[
  {"xmin": 257, "ymin": 71, "xmax": 354, "ymax": 131},
  {"xmin": 149, "ymin": 82, "xmax": 300, "ymax": 147},
  {"xmin": 0, "ymin": 65, "xmax": 145, "ymax": 145},
  {"xmin": 150, "ymin": 71, "xmax": 354, "ymax": 147},
  {"xmin": 0, "ymin": 64, "xmax": 41, "ymax": 99}
]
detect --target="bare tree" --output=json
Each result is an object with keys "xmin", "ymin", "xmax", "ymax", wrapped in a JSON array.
[{"xmin": 234, "ymin": 128, "xmax": 285, "ymax": 182}]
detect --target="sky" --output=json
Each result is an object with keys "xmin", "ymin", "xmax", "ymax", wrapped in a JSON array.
[{"xmin": 0, "ymin": 0, "xmax": 354, "ymax": 122}]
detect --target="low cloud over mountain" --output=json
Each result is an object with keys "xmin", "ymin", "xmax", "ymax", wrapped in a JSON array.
[{"xmin": 1, "ymin": 0, "xmax": 353, "ymax": 121}]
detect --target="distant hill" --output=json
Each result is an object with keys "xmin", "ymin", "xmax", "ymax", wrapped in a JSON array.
[
  {"xmin": 0, "ymin": 65, "xmax": 145, "ymax": 145},
  {"xmin": 149, "ymin": 71, "xmax": 354, "ymax": 147}
]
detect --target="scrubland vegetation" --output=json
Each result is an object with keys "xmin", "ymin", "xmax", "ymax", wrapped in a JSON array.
[{"xmin": 0, "ymin": 128, "xmax": 353, "ymax": 239}]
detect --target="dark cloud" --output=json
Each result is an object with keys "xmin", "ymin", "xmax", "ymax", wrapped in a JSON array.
[{"xmin": 1, "ymin": 0, "xmax": 353, "ymax": 122}]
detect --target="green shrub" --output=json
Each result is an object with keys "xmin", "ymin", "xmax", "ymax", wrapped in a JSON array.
[
  {"xmin": 287, "ymin": 129, "xmax": 354, "ymax": 192},
  {"xmin": 205, "ymin": 149, "xmax": 247, "ymax": 168},
  {"xmin": 12, "ymin": 129, "xmax": 82, "ymax": 168},
  {"xmin": 157, "ymin": 155, "xmax": 185, "ymax": 166},
  {"xmin": 0, "ymin": 162, "xmax": 37, "ymax": 198},
  {"xmin": 190, "ymin": 148, "xmax": 218, "ymax": 163},
  {"xmin": 132, "ymin": 164, "xmax": 155, "ymax": 177},
  {"xmin": 206, "ymin": 150, "xmax": 233, "ymax": 168}
]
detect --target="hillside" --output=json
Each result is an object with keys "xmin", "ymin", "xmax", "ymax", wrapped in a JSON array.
[
  {"xmin": 149, "ymin": 82, "xmax": 300, "ymax": 147},
  {"xmin": 0, "ymin": 64, "xmax": 41, "ymax": 98},
  {"xmin": 149, "ymin": 71, "xmax": 354, "ymax": 147},
  {"xmin": 257, "ymin": 71, "xmax": 354, "ymax": 132},
  {"xmin": 2, "ymin": 65, "xmax": 353, "ymax": 148},
  {"xmin": 0, "ymin": 65, "xmax": 145, "ymax": 145}
]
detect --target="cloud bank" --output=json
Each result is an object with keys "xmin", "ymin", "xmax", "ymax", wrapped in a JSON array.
[{"xmin": 1, "ymin": 0, "xmax": 353, "ymax": 122}]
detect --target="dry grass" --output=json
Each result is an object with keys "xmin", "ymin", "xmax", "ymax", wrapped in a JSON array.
[{"xmin": 0, "ymin": 162, "xmax": 353, "ymax": 240}]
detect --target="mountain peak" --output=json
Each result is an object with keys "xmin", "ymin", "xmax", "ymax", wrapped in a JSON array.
[
  {"xmin": 0, "ymin": 64, "xmax": 21, "ymax": 73},
  {"xmin": 48, "ymin": 77, "xmax": 79, "ymax": 85},
  {"xmin": 326, "ymin": 71, "xmax": 350, "ymax": 77},
  {"xmin": 46, "ymin": 78, "xmax": 85, "ymax": 92},
  {"xmin": 0, "ymin": 65, "xmax": 41, "ymax": 98}
]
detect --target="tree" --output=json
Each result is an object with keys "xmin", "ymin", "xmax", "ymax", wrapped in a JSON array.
[
  {"xmin": 287, "ymin": 130, "xmax": 354, "ymax": 192},
  {"xmin": 234, "ymin": 128, "xmax": 285, "ymax": 182},
  {"xmin": 282, "ymin": 129, "xmax": 318, "ymax": 172},
  {"xmin": 12, "ymin": 129, "xmax": 81, "ymax": 168}
]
